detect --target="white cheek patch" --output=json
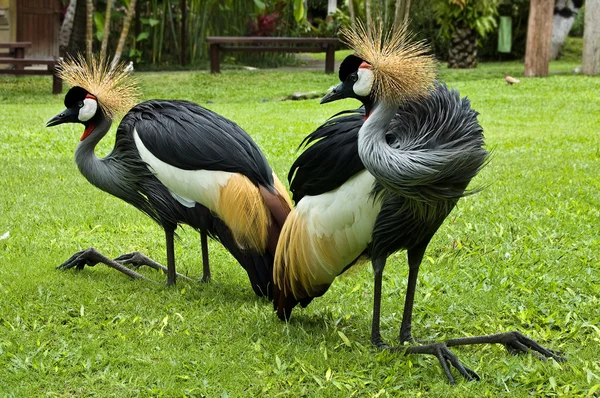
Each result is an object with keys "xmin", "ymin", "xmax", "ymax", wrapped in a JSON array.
[
  {"xmin": 353, "ymin": 68, "xmax": 374, "ymax": 97},
  {"xmin": 79, "ymin": 98, "xmax": 98, "ymax": 122}
]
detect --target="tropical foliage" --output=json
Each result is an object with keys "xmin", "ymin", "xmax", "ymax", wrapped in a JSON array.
[{"xmin": 432, "ymin": 0, "xmax": 500, "ymax": 39}]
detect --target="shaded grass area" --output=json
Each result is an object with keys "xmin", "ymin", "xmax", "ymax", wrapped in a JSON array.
[{"xmin": 0, "ymin": 62, "xmax": 599, "ymax": 396}]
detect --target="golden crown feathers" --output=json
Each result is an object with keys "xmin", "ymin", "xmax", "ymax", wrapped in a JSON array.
[
  {"xmin": 341, "ymin": 21, "xmax": 437, "ymax": 105},
  {"xmin": 57, "ymin": 54, "xmax": 140, "ymax": 119}
]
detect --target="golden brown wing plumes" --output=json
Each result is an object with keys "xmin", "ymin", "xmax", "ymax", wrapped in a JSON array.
[
  {"xmin": 57, "ymin": 54, "xmax": 139, "ymax": 119},
  {"xmin": 341, "ymin": 21, "xmax": 437, "ymax": 105}
]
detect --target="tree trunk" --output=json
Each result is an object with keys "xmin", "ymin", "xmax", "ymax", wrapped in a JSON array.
[
  {"xmin": 86, "ymin": 0, "xmax": 93, "ymax": 61},
  {"xmin": 524, "ymin": 0, "xmax": 554, "ymax": 77},
  {"xmin": 393, "ymin": 0, "xmax": 411, "ymax": 30},
  {"xmin": 550, "ymin": 0, "xmax": 583, "ymax": 60},
  {"xmin": 66, "ymin": 0, "xmax": 86, "ymax": 58},
  {"xmin": 100, "ymin": 0, "xmax": 113, "ymax": 61},
  {"xmin": 180, "ymin": 0, "xmax": 186, "ymax": 65},
  {"xmin": 448, "ymin": 24, "xmax": 478, "ymax": 69},
  {"xmin": 111, "ymin": 0, "xmax": 137, "ymax": 68},
  {"xmin": 59, "ymin": 0, "xmax": 77, "ymax": 55},
  {"xmin": 348, "ymin": 0, "xmax": 356, "ymax": 28},
  {"xmin": 583, "ymin": 0, "xmax": 600, "ymax": 75},
  {"xmin": 366, "ymin": 0, "xmax": 372, "ymax": 34},
  {"xmin": 326, "ymin": 0, "xmax": 336, "ymax": 23}
]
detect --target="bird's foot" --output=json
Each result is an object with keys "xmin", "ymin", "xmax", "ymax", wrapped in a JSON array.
[
  {"xmin": 114, "ymin": 252, "xmax": 194, "ymax": 282},
  {"xmin": 372, "ymin": 336, "xmax": 479, "ymax": 384},
  {"xmin": 57, "ymin": 247, "xmax": 150, "ymax": 281},
  {"xmin": 58, "ymin": 248, "xmax": 102, "ymax": 270},
  {"xmin": 445, "ymin": 331, "xmax": 565, "ymax": 362},
  {"xmin": 199, "ymin": 274, "xmax": 211, "ymax": 283},
  {"xmin": 114, "ymin": 251, "xmax": 163, "ymax": 271}
]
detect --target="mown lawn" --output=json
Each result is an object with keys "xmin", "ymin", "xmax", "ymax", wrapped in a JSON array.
[{"xmin": 0, "ymin": 59, "xmax": 599, "ymax": 397}]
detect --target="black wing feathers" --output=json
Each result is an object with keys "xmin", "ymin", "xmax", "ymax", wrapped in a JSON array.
[
  {"xmin": 288, "ymin": 109, "xmax": 365, "ymax": 202},
  {"xmin": 129, "ymin": 100, "xmax": 273, "ymax": 187}
]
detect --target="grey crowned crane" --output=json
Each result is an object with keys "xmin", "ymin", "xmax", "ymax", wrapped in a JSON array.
[
  {"xmin": 273, "ymin": 24, "xmax": 563, "ymax": 382},
  {"xmin": 46, "ymin": 56, "xmax": 291, "ymax": 297}
]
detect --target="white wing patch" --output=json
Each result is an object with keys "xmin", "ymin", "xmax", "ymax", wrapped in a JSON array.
[
  {"xmin": 133, "ymin": 129, "xmax": 233, "ymax": 213},
  {"xmin": 290, "ymin": 170, "xmax": 382, "ymax": 289}
]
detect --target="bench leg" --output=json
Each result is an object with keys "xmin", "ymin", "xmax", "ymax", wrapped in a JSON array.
[
  {"xmin": 325, "ymin": 44, "xmax": 335, "ymax": 74},
  {"xmin": 210, "ymin": 43, "xmax": 220, "ymax": 74},
  {"xmin": 52, "ymin": 69, "xmax": 63, "ymax": 94},
  {"xmin": 15, "ymin": 48, "xmax": 25, "ymax": 71}
]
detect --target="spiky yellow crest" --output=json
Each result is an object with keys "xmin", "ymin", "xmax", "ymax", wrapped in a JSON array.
[
  {"xmin": 57, "ymin": 54, "xmax": 139, "ymax": 119},
  {"xmin": 341, "ymin": 21, "xmax": 437, "ymax": 105}
]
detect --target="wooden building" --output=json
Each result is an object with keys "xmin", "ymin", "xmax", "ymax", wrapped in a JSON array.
[{"xmin": 0, "ymin": 0, "xmax": 61, "ymax": 57}]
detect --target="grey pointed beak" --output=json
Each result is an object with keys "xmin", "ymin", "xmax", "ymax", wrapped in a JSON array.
[
  {"xmin": 46, "ymin": 107, "xmax": 78, "ymax": 127},
  {"xmin": 320, "ymin": 83, "xmax": 345, "ymax": 104}
]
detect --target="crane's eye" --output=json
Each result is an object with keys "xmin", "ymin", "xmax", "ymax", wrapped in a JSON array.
[
  {"xmin": 349, "ymin": 73, "xmax": 358, "ymax": 83},
  {"xmin": 77, "ymin": 101, "xmax": 84, "ymax": 108}
]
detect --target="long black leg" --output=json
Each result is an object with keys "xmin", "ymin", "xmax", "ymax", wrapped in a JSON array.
[
  {"xmin": 165, "ymin": 228, "xmax": 176, "ymax": 286},
  {"xmin": 445, "ymin": 332, "xmax": 565, "ymax": 362},
  {"xmin": 200, "ymin": 231, "xmax": 211, "ymax": 282},
  {"xmin": 57, "ymin": 247, "xmax": 153, "ymax": 282},
  {"xmin": 371, "ymin": 257, "xmax": 387, "ymax": 348},
  {"xmin": 399, "ymin": 241, "xmax": 429, "ymax": 344},
  {"xmin": 369, "ymin": 255, "xmax": 477, "ymax": 383}
]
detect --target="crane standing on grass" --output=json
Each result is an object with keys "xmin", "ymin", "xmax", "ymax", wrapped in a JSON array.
[
  {"xmin": 273, "ymin": 23, "xmax": 563, "ymax": 382},
  {"xmin": 46, "ymin": 55, "xmax": 291, "ymax": 297}
]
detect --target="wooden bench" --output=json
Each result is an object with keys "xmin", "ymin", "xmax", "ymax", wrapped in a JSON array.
[
  {"xmin": 0, "ymin": 42, "xmax": 33, "ymax": 68},
  {"xmin": 206, "ymin": 37, "xmax": 341, "ymax": 74},
  {"xmin": 0, "ymin": 57, "xmax": 62, "ymax": 94}
]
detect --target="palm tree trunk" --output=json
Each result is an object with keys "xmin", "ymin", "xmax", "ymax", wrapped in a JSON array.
[
  {"xmin": 66, "ymin": 0, "xmax": 86, "ymax": 57},
  {"xmin": 448, "ymin": 23, "xmax": 478, "ymax": 69},
  {"xmin": 86, "ymin": 0, "xmax": 94, "ymax": 61},
  {"xmin": 100, "ymin": 0, "xmax": 113, "ymax": 61},
  {"xmin": 111, "ymin": 0, "xmax": 137, "ymax": 68},
  {"xmin": 59, "ymin": 0, "xmax": 77, "ymax": 55}
]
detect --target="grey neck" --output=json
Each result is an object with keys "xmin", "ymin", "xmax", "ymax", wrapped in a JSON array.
[
  {"xmin": 357, "ymin": 101, "xmax": 398, "ymax": 178},
  {"xmin": 74, "ymin": 116, "xmax": 114, "ymax": 191}
]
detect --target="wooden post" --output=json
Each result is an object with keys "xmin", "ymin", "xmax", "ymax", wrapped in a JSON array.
[
  {"xmin": 14, "ymin": 46, "xmax": 24, "ymax": 71},
  {"xmin": 583, "ymin": 0, "xmax": 600, "ymax": 75},
  {"xmin": 210, "ymin": 43, "xmax": 220, "ymax": 73},
  {"xmin": 325, "ymin": 43, "xmax": 335, "ymax": 74},
  {"xmin": 524, "ymin": 0, "xmax": 554, "ymax": 77},
  {"xmin": 52, "ymin": 63, "xmax": 63, "ymax": 94}
]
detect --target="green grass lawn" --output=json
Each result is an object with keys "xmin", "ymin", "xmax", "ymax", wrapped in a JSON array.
[{"xmin": 0, "ymin": 60, "xmax": 599, "ymax": 397}]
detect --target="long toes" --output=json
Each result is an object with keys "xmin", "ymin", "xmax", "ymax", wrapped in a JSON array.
[
  {"xmin": 435, "ymin": 351, "xmax": 456, "ymax": 384},
  {"xmin": 440, "ymin": 346, "xmax": 479, "ymax": 382},
  {"xmin": 509, "ymin": 332, "xmax": 566, "ymax": 362},
  {"xmin": 114, "ymin": 253, "xmax": 138, "ymax": 263},
  {"xmin": 57, "ymin": 251, "xmax": 85, "ymax": 269},
  {"xmin": 57, "ymin": 261, "xmax": 75, "ymax": 270},
  {"xmin": 505, "ymin": 340, "xmax": 530, "ymax": 355}
]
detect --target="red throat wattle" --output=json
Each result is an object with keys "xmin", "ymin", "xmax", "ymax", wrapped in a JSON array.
[{"xmin": 81, "ymin": 124, "xmax": 95, "ymax": 141}]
